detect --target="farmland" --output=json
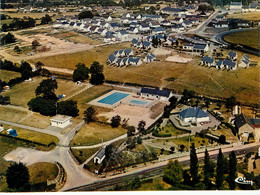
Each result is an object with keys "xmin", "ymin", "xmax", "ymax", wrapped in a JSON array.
[{"xmin": 223, "ymin": 29, "xmax": 260, "ymax": 50}]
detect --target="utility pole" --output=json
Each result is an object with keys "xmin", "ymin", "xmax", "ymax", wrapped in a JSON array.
[{"xmin": 189, "ymin": 133, "xmax": 191, "ymax": 153}]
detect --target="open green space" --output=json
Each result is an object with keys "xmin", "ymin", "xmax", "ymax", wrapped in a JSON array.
[
  {"xmin": 68, "ymin": 84, "xmax": 113, "ymax": 115},
  {"xmin": 28, "ymin": 162, "xmax": 58, "ymax": 184},
  {"xmin": 30, "ymin": 48, "xmax": 260, "ymax": 105},
  {"xmin": 0, "ymin": 70, "xmax": 21, "ymax": 82},
  {"xmin": 223, "ymin": 29, "xmax": 260, "ymax": 50},
  {"xmin": 71, "ymin": 148, "xmax": 99, "ymax": 164},
  {"xmin": 155, "ymin": 121, "xmax": 187, "ymax": 137},
  {"xmin": 1, "ymin": 125, "xmax": 59, "ymax": 145},
  {"xmin": 70, "ymin": 122, "xmax": 126, "ymax": 146}
]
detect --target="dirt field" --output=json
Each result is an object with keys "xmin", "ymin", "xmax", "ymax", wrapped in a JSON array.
[
  {"xmin": 0, "ymin": 106, "xmax": 29, "ymax": 123},
  {"xmin": 166, "ymin": 55, "xmax": 193, "ymax": 63}
]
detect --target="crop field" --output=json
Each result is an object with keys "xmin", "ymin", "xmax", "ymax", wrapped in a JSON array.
[
  {"xmin": 29, "ymin": 42, "xmax": 132, "ymax": 69},
  {"xmin": 70, "ymin": 122, "xmax": 126, "ymax": 146},
  {"xmin": 0, "ymin": 70, "xmax": 21, "ymax": 82},
  {"xmin": 223, "ymin": 29, "xmax": 260, "ymax": 50},
  {"xmin": 227, "ymin": 12, "xmax": 260, "ymax": 21}
]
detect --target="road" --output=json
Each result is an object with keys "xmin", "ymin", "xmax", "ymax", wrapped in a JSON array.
[{"xmin": 66, "ymin": 142, "xmax": 260, "ymax": 191}]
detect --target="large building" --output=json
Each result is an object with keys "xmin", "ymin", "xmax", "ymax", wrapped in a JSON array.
[
  {"xmin": 178, "ymin": 107, "xmax": 210, "ymax": 123},
  {"xmin": 140, "ymin": 87, "xmax": 172, "ymax": 101},
  {"xmin": 229, "ymin": 2, "xmax": 243, "ymax": 12}
]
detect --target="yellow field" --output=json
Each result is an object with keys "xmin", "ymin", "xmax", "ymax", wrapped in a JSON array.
[
  {"xmin": 29, "ymin": 42, "xmax": 132, "ymax": 69},
  {"xmin": 20, "ymin": 112, "xmax": 51, "ymax": 129},
  {"xmin": 223, "ymin": 29, "xmax": 260, "ymax": 50},
  {"xmin": 70, "ymin": 122, "xmax": 126, "ymax": 146},
  {"xmin": 227, "ymin": 12, "xmax": 260, "ymax": 21},
  {"xmin": 0, "ymin": 70, "xmax": 21, "ymax": 82},
  {"xmin": 0, "ymin": 106, "xmax": 29, "ymax": 123},
  {"xmin": 28, "ymin": 162, "xmax": 58, "ymax": 184}
]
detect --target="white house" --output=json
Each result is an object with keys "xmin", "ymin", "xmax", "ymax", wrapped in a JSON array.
[
  {"xmin": 139, "ymin": 24, "xmax": 150, "ymax": 32},
  {"xmin": 104, "ymin": 34, "xmax": 116, "ymax": 43},
  {"xmin": 116, "ymin": 31, "xmax": 128, "ymax": 40},
  {"xmin": 161, "ymin": 7, "xmax": 187, "ymax": 17},
  {"xmin": 214, "ymin": 21, "xmax": 229, "ymax": 28},
  {"xmin": 50, "ymin": 115, "xmax": 72, "ymax": 128},
  {"xmin": 223, "ymin": 60, "xmax": 237, "ymax": 70},
  {"xmin": 128, "ymin": 57, "xmax": 143, "ymax": 66},
  {"xmin": 201, "ymin": 56, "xmax": 215, "ymax": 67},
  {"xmin": 152, "ymin": 27, "xmax": 166, "ymax": 35},
  {"xmin": 229, "ymin": 2, "xmax": 243, "ymax": 12},
  {"xmin": 94, "ymin": 147, "xmax": 106, "ymax": 164},
  {"xmin": 140, "ymin": 87, "xmax": 172, "ymax": 101},
  {"xmin": 104, "ymin": 16, "xmax": 112, "ymax": 22},
  {"xmin": 107, "ymin": 54, "xmax": 117, "ymax": 64},
  {"xmin": 128, "ymin": 27, "xmax": 139, "ymax": 34},
  {"xmin": 227, "ymin": 50, "xmax": 237, "ymax": 60},
  {"xmin": 238, "ymin": 54, "xmax": 250, "ymax": 68},
  {"xmin": 178, "ymin": 107, "xmax": 210, "ymax": 123}
]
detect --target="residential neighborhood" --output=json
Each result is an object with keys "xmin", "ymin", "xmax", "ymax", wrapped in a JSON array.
[{"xmin": 0, "ymin": 0, "xmax": 259, "ymax": 193}]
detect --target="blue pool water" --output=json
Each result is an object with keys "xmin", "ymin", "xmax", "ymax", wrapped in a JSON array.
[
  {"xmin": 98, "ymin": 92, "xmax": 130, "ymax": 105},
  {"xmin": 130, "ymin": 99, "xmax": 148, "ymax": 105}
]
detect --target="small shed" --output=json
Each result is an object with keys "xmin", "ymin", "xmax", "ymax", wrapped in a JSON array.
[
  {"xmin": 94, "ymin": 147, "xmax": 106, "ymax": 164},
  {"xmin": 7, "ymin": 129, "xmax": 18, "ymax": 137},
  {"xmin": 50, "ymin": 115, "xmax": 72, "ymax": 128}
]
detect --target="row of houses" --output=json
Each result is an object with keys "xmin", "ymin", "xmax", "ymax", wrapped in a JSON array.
[
  {"xmin": 229, "ymin": 1, "xmax": 260, "ymax": 13},
  {"xmin": 107, "ymin": 48, "xmax": 156, "ymax": 66},
  {"xmin": 201, "ymin": 51, "xmax": 250, "ymax": 70}
]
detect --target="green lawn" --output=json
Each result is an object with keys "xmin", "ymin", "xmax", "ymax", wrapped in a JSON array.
[
  {"xmin": 0, "ymin": 70, "xmax": 21, "ymax": 82},
  {"xmin": 157, "ymin": 121, "xmax": 187, "ymax": 136},
  {"xmin": 71, "ymin": 148, "xmax": 99, "ymax": 164},
  {"xmin": 223, "ymin": 29, "xmax": 260, "ymax": 50},
  {"xmin": 70, "ymin": 122, "xmax": 126, "ymax": 146}
]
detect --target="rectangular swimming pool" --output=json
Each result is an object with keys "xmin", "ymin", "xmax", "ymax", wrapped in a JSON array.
[
  {"xmin": 130, "ymin": 99, "xmax": 149, "ymax": 105},
  {"xmin": 98, "ymin": 92, "xmax": 130, "ymax": 105}
]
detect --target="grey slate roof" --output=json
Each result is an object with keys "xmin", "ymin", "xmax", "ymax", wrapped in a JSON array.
[
  {"xmin": 95, "ymin": 147, "xmax": 106, "ymax": 159},
  {"xmin": 141, "ymin": 87, "xmax": 170, "ymax": 97},
  {"xmin": 228, "ymin": 50, "xmax": 237, "ymax": 58},
  {"xmin": 179, "ymin": 107, "xmax": 209, "ymax": 119},
  {"xmin": 202, "ymin": 56, "xmax": 214, "ymax": 63},
  {"xmin": 108, "ymin": 54, "xmax": 116, "ymax": 62},
  {"xmin": 223, "ymin": 59, "xmax": 236, "ymax": 68},
  {"xmin": 194, "ymin": 44, "xmax": 207, "ymax": 50},
  {"xmin": 234, "ymin": 114, "xmax": 248, "ymax": 129}
]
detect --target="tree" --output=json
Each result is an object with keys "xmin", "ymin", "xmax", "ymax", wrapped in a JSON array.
[
  {"xmin": 6, "ymin": 162, "xmax": 30, "ymax": 190},
  {"xmin": 73, "ymin": 63, "xmax": 89, "ymax": 82},
  {"xmin": 130, "ymin": 176, "xmax": 141, "ymax": 190},
  {"xmin": 58, "ymin": 100, "xmax": 79, "ymax": 117},
  {"xmin": 35, "ymin": 78, "xmax": 58, "ymax": 100},
  {"xmin": 78, "ymin": 11, "xmax": 94, "ymax": 19},
  {"xmin": 216, "ymin": 148, "xmax": 224, "ymax": 189},
  {"xmin": 163, "ymin": 160, "xmax": 183, "ymax": 185},
  {"xmin": 13, "ymin": 46, "xmax": 21, "ymax": 53},
  {"xmin": 190, "ymin": 143, "xmax": 199, "ymax": 184},
  {"xmin": 90, "ymin": 73, "xmax": 104, "ymax": 85},
  {"xmin": 2, "ymin": 23, "xmax": 8, "ymax": 32},
  {"xmin": 127, "ymin": 126, "xmax": 135, "ymax": 137},
  {"xmin": 35, "ymin": 61, "xmax": 44, "ymax": 71},
  {"xmin": 137, "ymin": 136, "xmax": 142, "ymax": 144},
  {"xmin": 20, "ymin": 61, "xmax": 32, "ymax": 80},
  {"xmin": 180, "ymin": 144, "xmax": 185, "ymax": 152},
  {"xmin": 183, "ymin": 170, "xmax": 192, "ymax": 186},
  {"xmin": 218, "ymin": 135, "xmax": 226, "ymax": 144},
  {"xmin": 1, "ymin": 32, "xmax": 16, "ymax": 45},
  {"xmin": 32, "ymin": 40, "xmax": 40, "ymax": 50},
  {"xmin": 28, "ymin": 97, "xmax": 56, "ymax": 116},
  {"xmin": 41, "ymin": 68, "xmax": 51, "ymax": 77},
  {"xmin": 169, "ymin": 96, "xmax": 178, "ymax": 108},
  {"xmin": 203, "ymin": 149, "xmax": 212, "ymax": 189},
  {"xmin": 137, "ymin": 120, "xmax": 146, "ymax": 134},
  {"xmin": 90, "ymin": 61, "xmax": 103, "ymax": 75},
  {"xmin": 111, "ymin": 115, "xmax": 121, "ymax": 127},
  {"xmin": 170, "ymin": 146, "xmax": 175, "ymax": 153},
  {"xmin": 227, "ymin": 151, "xmax": 237, "ymax": 190},
  {"xmin": 225, "ymin": 96, "xmax": 237, "ymax": 109},
  {"xmin": 40, "ymin": 14, "xmax": 52, "ymax": 24},
  {"xmin": 84, "ymin": 106, "xmax": 97, "ymax": 123}
]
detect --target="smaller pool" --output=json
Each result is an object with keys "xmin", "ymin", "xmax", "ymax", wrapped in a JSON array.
[{"xmin": 130, "ymin": 99, "xmax": 149, "ymax": 105}]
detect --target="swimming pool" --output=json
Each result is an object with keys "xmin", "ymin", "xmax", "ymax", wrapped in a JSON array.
[
  {"xmin": 98, "ymin": 92, "xmax": 130, "ymax": 105},
  {"xmin": 130, "ymin": 99, "xmax": 149, "ymax": 105}
]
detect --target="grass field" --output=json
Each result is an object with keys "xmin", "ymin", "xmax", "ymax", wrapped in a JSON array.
[
  {"xmin": 70, "ymin": 122, "xmax": 126, "ymax": 146},
  {"xmin": 50, "ymin": 31, "xmax": 101, "ymax": 45},
  {"xmin": 1, "ymin": 125, "xmax": 59, "ymax": 145},
  {"xmin": 71, "ymin": 148, "xmax": 99, "ymax": 164},
  {"xmin": 68, "ymin": 85, "xmax": 113, "ymax": 115},
  {"xmin": 30, "ymin": 42, "xmax": 132, "ymax": 69},
  {"xmin": 227, "ymin": 12, "xmax": 260, "ymax": 21},
  {"xmin": 137, "ymin": 176, "xmax": 172, "ymax": 190},
  {"xmin": 1, "ymin": 77, "xmax": 86, "ymax": 108},
  {"xmin": 28, "ymin": 162, "xmax": 58, "ymax": 184},
  {"xmin": 0, "ymin": 106, "xmax": 29, "ymax": 123},
  {"xmin": 223, "ymin": 29, "xmax": 260, "ymax": 50},
  {"xmin": 0, "ymin": 70, "xmax": 21, "ymax": 82},
  {"xmin": 20, "ymin": 113, "xmax": 51, "ymax": 129}
]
